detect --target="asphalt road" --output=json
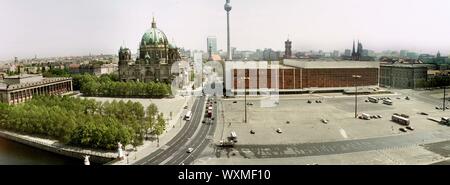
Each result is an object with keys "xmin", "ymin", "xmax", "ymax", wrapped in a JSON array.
[
  {"xmin": 134, "ymin": 96, "xmax": 206, "ymax": 165},
  {"xmin": 166, "ymin": 96, "xmax": 218, "ymax": 165},
  {"xmin": 214, "ymin": 129, "xmax": 450, "ymax": 159}
]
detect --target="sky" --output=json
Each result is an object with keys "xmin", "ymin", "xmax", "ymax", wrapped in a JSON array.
[{"xmin": 1, "ymin": 0, "xmax": 450, "ymax": 60}]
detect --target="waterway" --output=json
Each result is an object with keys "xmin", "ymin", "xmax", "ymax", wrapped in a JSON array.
[{"xmin": 0, "ymin": 137, "xmax": 81, "ymax": 165}]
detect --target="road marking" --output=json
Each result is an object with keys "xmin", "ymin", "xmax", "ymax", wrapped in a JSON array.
[{"xmin": 340, "ymin": 128, "xmax": 348, "ymax": 139}]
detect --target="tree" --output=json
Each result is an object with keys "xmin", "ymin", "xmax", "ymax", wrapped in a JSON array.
[{"xmin": 154, "ymin": 113, "xmax": 167, "ymax": 146}]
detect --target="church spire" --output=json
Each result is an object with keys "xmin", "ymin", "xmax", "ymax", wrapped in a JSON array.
[
  {"xmin": 151, "ymin": 16, "xmax": 156, "ymax": 28},
  {"xmin": 352, "ymin": 40, "xmax": 356, "ymax": 55}
]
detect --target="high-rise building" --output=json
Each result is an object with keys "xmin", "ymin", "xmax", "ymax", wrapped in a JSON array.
[
  {"xmin": 332, "ymin": 50, "xmax": 340, "ymax": 57},
  {"xmin": 400, "ymin": 50, "xmax": 408, "ymax": 58},
  {"xmin": 284, "ymin": 39, "xmax": 292, "ymax": 59},
  {"xmin": 351, "ymin": 40, "xmax": 364, "ymax": 60},
  {"xmin": 207, "ymin": 36, "xmax": 217, "ymax": 56},
  {"xmin": 344, "ymin": 49, "xmax": 351, "ymax": 57}
]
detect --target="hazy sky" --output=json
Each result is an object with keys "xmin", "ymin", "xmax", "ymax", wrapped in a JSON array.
[{"xmin": 1, "ymin": 0, "xmax": 450, "ymax": 60}]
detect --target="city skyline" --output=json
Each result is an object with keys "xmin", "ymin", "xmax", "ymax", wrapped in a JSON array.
[{"xmin": 1, "ymin": 0, "xmax": 450, "ymax": 60}]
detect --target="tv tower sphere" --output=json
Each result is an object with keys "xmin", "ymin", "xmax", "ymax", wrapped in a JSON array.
[{"xmin": 224, "ymin": 0, "xmax": 232, "ymax": 12}]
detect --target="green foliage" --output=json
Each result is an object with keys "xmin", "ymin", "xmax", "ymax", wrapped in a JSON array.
[
  {"xmin": 0, "ymin": 95, "xmax": 165, "ymax": 150},
  {"xmin": 425, "ymin": 75, "xmax": 450, "ymax": 88},
  {"xmin": 43, "ymin": 68, "xmax": 70, "ymax": 77},
  {"xmin": 78, "ymin": 74, "xmax": 172, "ymax": 98}
]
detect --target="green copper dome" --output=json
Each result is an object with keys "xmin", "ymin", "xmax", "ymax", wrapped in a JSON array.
[{"xmin": 141, "ymin": 18, "xmax": 168, "ymax": 46}]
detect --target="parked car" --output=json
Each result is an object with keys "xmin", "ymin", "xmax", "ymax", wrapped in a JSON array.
[
  {"xmin": 321, "ymin": 119, "xmax": 328, "ymax": 124},
  {"xmin": 406, "ymin": 126, "xmax": 414, "ymax": 131},
  {"xmin": 233, "ymin": 101, "xmax": 237, "ymax": 103},
  {"xmin": 187, "ymin": 148, "xmax": 194, "ymax": 153},
  {"xmin": 399, "ymin": 128, "xmax": 407, "ymax": 132},
  {"xmin": 250, "ymin": 130, "xmax": 255, "ymax": 134},
  {"xmin": 184, "ymin": 105, "xmax": 188, "ymax": 109},
  {"xmin": 307, "ymin": 100, "xmax": 312, "ymax": 104},
  {"xmin": 419, "ymin": 112, "xmax": 429, "ymax": 116},
  {"xmin": 377, "ymin": 115, "xmax": 382, "ymax": 118},
  {"xmin": 276, "ymin": 128, "xmax": 283, "ymax": 133},
  {"xmin": 405, "ymin": 96, "xmax": 410, "ymax": 100}
]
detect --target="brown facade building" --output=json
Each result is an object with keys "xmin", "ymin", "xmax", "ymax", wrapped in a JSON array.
[{"xmin": 225, "ymin": 60, "xmax": 379, "ymax": 95}]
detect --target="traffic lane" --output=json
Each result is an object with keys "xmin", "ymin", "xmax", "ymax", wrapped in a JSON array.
[
  {"xmin": 181, "ymin": 101, "xmax": 218, "ymax": 165},
  {"xmin": 134, "ymin": 97, "xmax": 201, "ymax": 165},
  {"xmin": 168, "ymin": 121, "xmax": 211, "ymax": 165},
  {"xmin": 164, "ymin": 110, "xmax": 210, "ymax": 164},
  {"xmin": 168, "ymin": 98, "xmax": 217, "ymax": 165},
  {"xmin": 182, "ymin": 120, "xmax": 216, "ymax": 165},
  {"xmin": 136, "ymin": 96, "xmax": 205, "ymax": 165},
  {"xmin": 148, "ymin": 96, "xmax": 205, "ymax": 165}
]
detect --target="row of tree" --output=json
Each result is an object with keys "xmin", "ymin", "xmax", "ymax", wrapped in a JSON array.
[
  {"xmin": 0, "ymin": 95, "xmax": 167, "ymax": 150},
  {"xmin": 77, "ymin": 74, "xmax": 172, "ymax": 98}
]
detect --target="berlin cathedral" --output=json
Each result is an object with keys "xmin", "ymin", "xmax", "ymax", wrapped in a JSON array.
[{"xmin": 118, "ymin": 18, "xmax": 181, "ymax": 83}]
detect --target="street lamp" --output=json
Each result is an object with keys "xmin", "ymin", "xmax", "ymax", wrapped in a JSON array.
[
  {"xmin": 443, "ymin": 85, "xmax": 447, "ymax": 111},
  {"xmin": 352, "ymin": 75, "xmax": 362, "ymax": 118},
  {"xmin": 241, "ymin": 76, "xmax": 250, "ymax": 123}
]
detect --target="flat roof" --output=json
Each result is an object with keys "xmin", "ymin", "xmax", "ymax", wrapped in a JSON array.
[
  {"xmin": 0, "ymin": 77, "xmax": 71, "ymax": 91},
  {"xmin": 225, "ymin": 61, "xmax": 294, "ymax": 69},
  {"xmin": 284, "ymin": 59, "xmax": 380, "ymax": 69},
  {"xmin": 3, "ymin": 74, "xmax": 42, "ymax": 79},
  {"xmin": 380, "ymin": 63, "xmax": 432, "ymax": 68}
]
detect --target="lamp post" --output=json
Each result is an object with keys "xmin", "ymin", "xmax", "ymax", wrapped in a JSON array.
[
  {"xmin": 241, "ymin": 76, "xmax": 250, "ymax": 123},
  {"xmin": 352, "ymin": 75, "xmax": 362, "ymax": 118},
  {"xmin": 443, "ymin": 86, "xmax": 446, "ymax": 111}
]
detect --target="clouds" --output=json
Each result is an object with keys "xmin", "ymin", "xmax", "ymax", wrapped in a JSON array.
[{"xmin": 0, "ymin": 0, "xmax": 449, "ymax": 60}]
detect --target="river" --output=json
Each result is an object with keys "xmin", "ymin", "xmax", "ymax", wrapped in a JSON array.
[{"xmin": 0, "ymin": 137, "xmax": 82, "ymax": 165}]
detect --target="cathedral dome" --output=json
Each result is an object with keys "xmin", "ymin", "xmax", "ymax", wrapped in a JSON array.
[{"xmin": 141, "ymin": 18, "xmax": 168, "ymax": 46}]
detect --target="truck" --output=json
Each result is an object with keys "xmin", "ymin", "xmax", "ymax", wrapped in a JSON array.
[
  {"xmin": 207, "ymin": 106, "xmax": 213, "ymax": 117},
  {"xmin": 184, "ymin": 111, "xmax": 192, "ymax": 121},
  {"xmin": 207, "ymin": 110, "xmax": 212, "ymax": 118},
  {"xmin": 392, "ymin": 114, "xmax": 410, "ymax": 126},
  {"xmin": 217, "ymin": 139, "xmax": 234, "ymax": 147}
]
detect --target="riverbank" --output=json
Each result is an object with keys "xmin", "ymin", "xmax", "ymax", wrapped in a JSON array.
[{"xmin": 0, "ymin": 130, "xmax": 116, "ymax": 164}]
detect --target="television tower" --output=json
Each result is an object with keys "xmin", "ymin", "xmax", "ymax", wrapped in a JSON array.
[{"xmin": 224, "ymin": 0, "xmax": 232, "ymax": 61}]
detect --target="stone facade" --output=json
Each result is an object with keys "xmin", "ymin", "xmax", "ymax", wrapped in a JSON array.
[
  {"xmin": 118, "ymin": 18, "xmax": 181, "ymax": 83},
  {"xmin": 380, "ymin": 64, "xmax": 428, "ymax": 89},
  {"xmin": 0, "ymin": 75, "xmax": 73, "ymax": 105}
]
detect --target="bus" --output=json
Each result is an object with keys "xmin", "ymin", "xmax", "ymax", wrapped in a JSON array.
[
  {"xmin": 368, "ymin": 97, "xmax": 379, "ymax": 103},
  {"xmin": 392, "ymin": 115, "xmax": 410, "ymax": 125},
  {"xmin": 361, "ymin": 113, "xmax": 371, "ymax": 120},
  {"xmin": 383, "ymin": 99, "xmax": 393, "ymax": 105},
  {"xmin": 184, "ymin": 111, "xmax": 192, "ymax": 121}
]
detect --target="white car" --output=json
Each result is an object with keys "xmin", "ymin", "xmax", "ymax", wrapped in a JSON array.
[
  {"xmin": 321, "ymin": 119, "xmax": 328, "ymax": 124},
  {"xmin": 187, "ymin": 148, "xmax": 194, "ymax": 153},
  {"xmin": 276, "ymin": 128, "xmax": 283, "ymax": 133}
]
